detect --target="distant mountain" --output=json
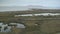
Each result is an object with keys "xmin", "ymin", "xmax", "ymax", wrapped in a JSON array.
[
  {"xmin": 27, "ymin": 5, "xmax": 60, "ymax": 9},
  {"xmin": 0, "ymin": 5, "xmax": 60, "ymax": 12}
]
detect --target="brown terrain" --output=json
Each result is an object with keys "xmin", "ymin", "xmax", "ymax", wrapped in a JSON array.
[{"xmin": 0, "ymin": 9, "xmax": 60, "ymax": 34}]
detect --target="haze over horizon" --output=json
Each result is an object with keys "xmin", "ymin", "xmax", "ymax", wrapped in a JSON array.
[{"xmin": 0, "ymin": 0, "xmax": 60, "ymax": 11}]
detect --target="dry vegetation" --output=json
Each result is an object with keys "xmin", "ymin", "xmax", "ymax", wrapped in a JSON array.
[{"xmin": 0, "ymin": 9, "xmax": 60, "ymax": 34}]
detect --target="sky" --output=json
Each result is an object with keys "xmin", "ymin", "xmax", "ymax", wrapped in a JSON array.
[{"xmin": 0, "ymin": 0, "xmax": 60, "ymax": 8}]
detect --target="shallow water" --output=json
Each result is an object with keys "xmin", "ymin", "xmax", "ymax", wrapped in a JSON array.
[
  {"xmin": 0, "ymin": 23, "xmax": 25, "ymax": 32},
  {"xmin": 15, "ymin": 13, "xmax": 60, "ymax": 16}
]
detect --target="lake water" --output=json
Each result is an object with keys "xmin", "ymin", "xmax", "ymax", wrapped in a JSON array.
[
  {"xmin": 0, "ymin": 23, "xmax": 25, "ymax": 32},
  {"xmin": 0, "ymin": 6, "xmax": 29, "ymax": 12},
  {"xmin": 15, "ymin": 13, "xmax": 60, "ymax": 16}
]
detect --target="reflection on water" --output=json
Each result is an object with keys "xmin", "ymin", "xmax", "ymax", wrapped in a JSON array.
[{"xmin": 0, "ymin": 23, "xmax": 25, "ymax": 32}]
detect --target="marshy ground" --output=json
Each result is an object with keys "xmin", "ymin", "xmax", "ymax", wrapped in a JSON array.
[{"xmin": 0, "ymin": 9, "xmax": 60, "ymax": 34}]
